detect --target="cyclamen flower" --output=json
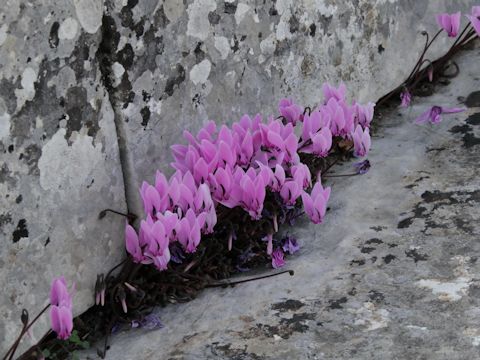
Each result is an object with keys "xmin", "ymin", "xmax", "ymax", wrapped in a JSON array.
[
  {"xmin": 322, "ymin": 83, "xmax": 346, "ymax": 103},
  {"xmin": 50, "ymin": 305, "xmax": 73, "ymax": 340},
  {"xmin": 290, "ymin": 163, "xmax": 312, "ymax": 189},
  {"xmin": 354, "ymin": 102, "xmax": 375, "ymax": 128},
  {"xmin": 143, "ymin": 221, "xmax": 172, "ymax": 270},
  {"xmin": 466, "ymin": 6, "xmax": 480, "ymax": 37},
  {"xmin": 125, "ymin": 223, "xmax": 144, "ymax": 263},
  {"xmin": 302, "ymin": 127, "xmax": 332, "ymax": 157},
  {"xmin": 352, "ymin": 125, "xmax": 371, "ymax": 157},
  {"xmin": 415, "ymin": 106, "xmax": 464, "ymax": 124},
  {"xmin": 50, "ymin": 277, "xmax": 72, "ymax": 308},
  {"xmin": 436, "ymin": 12, "xmax": 461, "ymax": 37},
  {"xmin": 282, "ymin": 236, "xmax": 300, "ymax": 255},
  {"xmin": 353, "ymin": 159, "xmax": 371, "ymax": 175},
  {"xmin": 50, "ymin": 277, "xmax": 73, "ymax": 340},
  {"xmin": 278, "ymin": 98, "xmax": 303, "ymax": 125},
  {"xmin": 400, "ymin": 90, "xmax": 412, "ymax": 108},
  {"xmin": 280, "ymin": 180, "xmax": 303, "ymax": 206},
  {"xmin": 301, "ymin": 181, "xmax": 331, "ymax": 224},
  {"xmin": 175, "ymin": 209, "xmax": 206, "ymax": 253},
  {"xmin": 271, "ymin": 248, "xmax": 285, "ymax": 269},
  {"xmin": 301, "ymin": 111, "xmax": 329, "ymax": 141}
]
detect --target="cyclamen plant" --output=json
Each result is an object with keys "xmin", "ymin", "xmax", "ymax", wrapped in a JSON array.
[
  {"xmin": 7, "ymin": 5, "xmax": 479, "ymax": 360},
  {"xmin": 125, "ymin": 82, "xmax": 372, "ymax": 276},
  {"xmin": 383, "ymin": 6, "xmax": 480, "ymax": 121}
]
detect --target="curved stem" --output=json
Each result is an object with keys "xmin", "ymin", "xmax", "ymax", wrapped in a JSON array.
[
  {"xmin": 4, "ymin": 304, "xmax": 50, "ymax": 360},
  {"xmin": 206, "ymin": 269, "xmax": 294, "ymax": 288},
  {"xmin": 406, "ymin": 29, "xmax": 442, "ymax": 83}
]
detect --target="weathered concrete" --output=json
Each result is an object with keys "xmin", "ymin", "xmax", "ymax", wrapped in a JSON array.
[
  {"xmin": 80, "ymin": 47, "xmax": 480, "ymax": 359},
  {"xmin": 102, "ymin": 0, "xmax": 473, "ymax": 216},
  {"xmin": 0, "ymin": 0, "xmax": 126, "ymax": 353}
]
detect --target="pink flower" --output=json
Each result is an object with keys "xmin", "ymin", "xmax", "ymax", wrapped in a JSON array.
[
  {"xmin": 278, "ymin": 98, "xmax": 303, "ymax": 125},
  {"xmin": 175, "ymin": 209, "xmax": 206, "ymax": 253},
  {"xmin": 322, "ymin": 83, "xmax": 346, "ymax": 103},
  {"xmin": 50, "ymin": 276, "xmax": 72, "ymax": 308},
  {"xmin": 436, "ymin": 12, "xmax": 461, "ymax": 37},
  {"xmin": 354, "ymin": 102, "xmax": 375, "ymax": 128},
  {"xmin": 143, "ymin": 221, "xmax": 172, "ymax": 270},
  {"xmin": 301, "ymin": 127, "xmax": 332, "ymax": 157},
  {"xmin": 466, "ymin": 6, "xmax": 480, "ymax": 37},
  {"xmin": 301, "ymin": 111, "xmax": 329, "ymax": 141},
  {"xmin": 125, "ymin": 223, "xmax": 144, "ymax": 263},
  {"xmin": 301, "ymin": 181, "xmax": 331, "ymax": 224},
  {"xmin": 400, "ymin": 90, "xmax": 412, "ymax": 108},
  {"xmin": 50, "ymin": 277, "xmax": 74, "ymax": 340},
  {"xmin": 290, "ymin": 163, "xmax": 312, "ymax": 189},
  {"xmin": 50, "ymin": 305, "xmax": 73, "ymax": 340},
  {"xmin": 352, "ymin": 125, "xmax": 371, "ymax": 157},
  {"xmin": 415, "ymin": 105, "xmax": 464, "ymax": 124},
  {"xmin": 280, "ymin": 180, "xmax": 302, "ymax": 206},
  {"xmin": 271, "ymin": 248, "xmax": 285, "ymax": 269}
]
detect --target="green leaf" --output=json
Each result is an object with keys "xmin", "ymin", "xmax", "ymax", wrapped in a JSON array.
[
  {"xmin": 69, "ymin": 330, "xmax": 82, "ymax": 345},
  {"xmin": 41, "ymin": 348, "xmax": 51, "ymax": 358}
]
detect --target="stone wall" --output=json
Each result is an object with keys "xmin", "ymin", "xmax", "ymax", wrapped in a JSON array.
[{"xmin": 0, "ymin": 0, "xmax": 472, "ymax": 354}]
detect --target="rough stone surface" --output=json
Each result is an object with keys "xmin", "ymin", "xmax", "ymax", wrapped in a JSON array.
[
  {"xmin": 0, "ymin": 0, "xmax": 126, "ymax": 353},
  {"xmin": 102, "ymin": 0, "xmax": 473, "ymax": 216},
  {"xmin": 80, "ymin": 47, "xmax": 480, "ymax": 359}
]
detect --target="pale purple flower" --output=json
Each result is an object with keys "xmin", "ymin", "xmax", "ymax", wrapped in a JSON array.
[
  {"xmin": 271, "ymin": 248, "xmax": 286, "ymax": 269},
  {"xmin": 282, "ymin": 236, "xmax": 300, "ymax": 255},
  {"xmin": 466, "ymin": 6, "xmax": 480, "ymax": 37},
  {"xmin": 301, "ymin": 181, "xmax": 331, "ymax": 224},
  {"xmin": 352, "ymin": 125, "xmax": 371, "ymax": 157},
  {"xmin": 400, "ymin": 90, "xmax": 412, "ymax": 108},
  {"xmin": 436, "ymin": 12, "xmax": 461, "ymax": 37},
  {"xmin": 353, "ymin": 160, "xmax": 371, "ymax": 175},
  {"xmin": 134, "ymin": 313, "xmax": 164, "ymax": 330},
  {"xmin": 415, "ymin": 105, "xmax": 464, "ymax": 124},
  {"xmin": 278, "ymin": 98, "xmax": 303, "ymax": 125}
]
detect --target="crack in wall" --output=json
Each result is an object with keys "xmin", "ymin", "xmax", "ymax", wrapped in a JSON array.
[{"xmin": 95, "ymin": 9, "xmax": 137, "ymax": 217}]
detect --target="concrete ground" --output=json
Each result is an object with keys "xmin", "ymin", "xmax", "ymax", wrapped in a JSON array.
[{"xmin": 81, "ymin": 47, "xmax": 480, "ymax": 360}]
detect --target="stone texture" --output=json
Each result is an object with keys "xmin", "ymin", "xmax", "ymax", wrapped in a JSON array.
[
  {"xmin": 0, "ymin": 0, "xmax": 126, "ymax": 353},
  {"xmin": 102, "ymin": 0, "xmax": 473, "ymax": 216},
  {"xmin": 80, "ymin": 47, "xmax": 480, "ymax": 359}
]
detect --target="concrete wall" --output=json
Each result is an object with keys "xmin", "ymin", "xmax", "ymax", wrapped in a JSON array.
[{"xmin": 0, "ymin": 0, "xmax": 472, "ymax": 354}]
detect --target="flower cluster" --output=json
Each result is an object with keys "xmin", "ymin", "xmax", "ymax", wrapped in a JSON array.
[
  {"xmin": 49, "ymin": 277, "xmax": 74, "ymax": 340},
  {"xmin": 126, "ymin": 83, "xmax": 373, "ymax": 271}
]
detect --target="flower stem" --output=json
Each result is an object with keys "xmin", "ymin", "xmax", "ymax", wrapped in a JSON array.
[
  {"xmin": 4, "ymin": 304, "xmax": 50, "ymax": 360},
  {"xmin": 323, "ymin": 173, "xmax": 360, "ymax": 178},
  {"xmin": 206, "ymin": 269, "xmax": 294, "ymax": 288}
]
